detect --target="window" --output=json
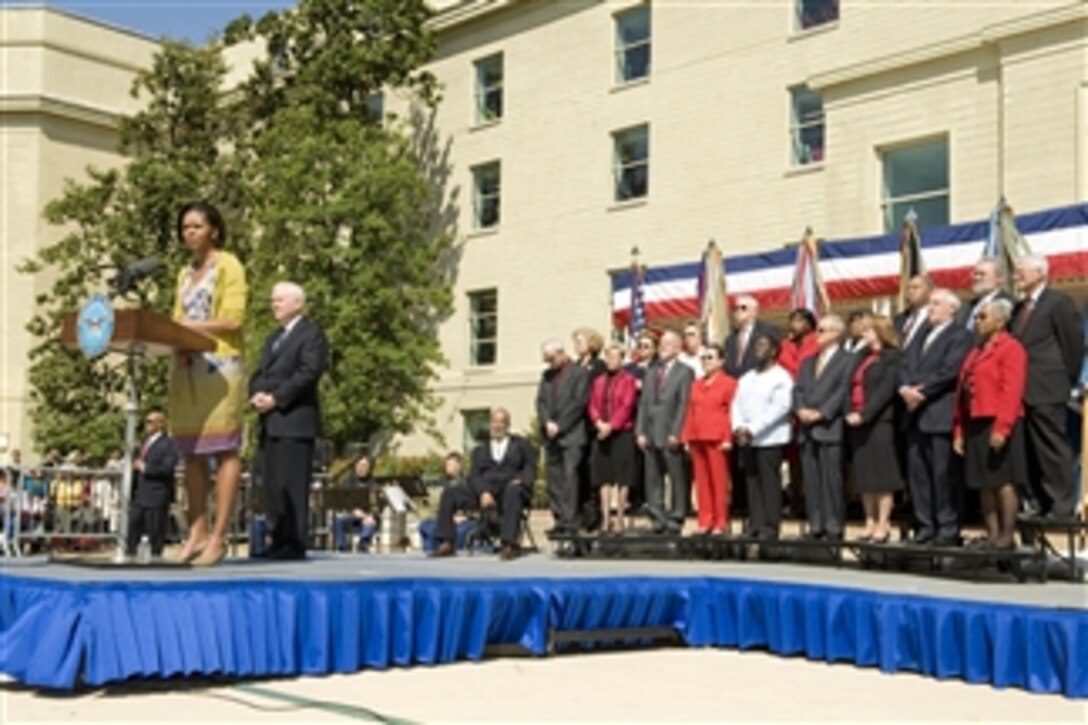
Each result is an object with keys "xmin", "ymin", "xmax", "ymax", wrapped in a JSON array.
[
  {"xmin": 364, "ymin": 93, "xmax": 384, "ymax": 124},
  {"xmin": 462, "ymin": 409, "xmax": 491, "ymax": 452},
  {"xmin": 882, "ymin": 138, "xmax": 949, "ymax": 232},
  {"xmin": 474, "ymin": 53, "xmax": 503, "ymax": 123},
  {"xmin": 469, "ymin": 289, "xmax": 498, "ymax": 366},
  {"xmin": 797, "ymin": 0, "xmax": 839, "ymax": 31},
  {"xmin": 790, "ymin": 86, "xmax": 825, "ymax": 165},
  {"xmin": 472, "ymin": 162, "xmax": 501, "ymax": 229},
  {"xmin": 613, "ymin": 125, "xmax": 649, "ymax": 201},
  {"xmin": 615, "ymin": 5, "xmax": 651, "ymax": 83}
]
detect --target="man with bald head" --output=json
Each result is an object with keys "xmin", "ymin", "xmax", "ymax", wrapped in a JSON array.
[
  {"xmin": 724, "ymin": 296, "xmax": 779, "ymax": 378},
  {"xmin": 536, "ymin": 339, "xmax": 591, "ymax": 536},
  {"xmin": 792, "ymin": 315, "xmax": 853, "ymax": 540},
  {"xmin": 249, "ymin": 281, "xmax": 329, "ymax": 559},
  {"xmin": 895, "ymin": 275, "xmax": 933, "ymax": 351},
  {"xmin": 898, "ymin": 288, "xmax": 973, "ymax": 545},
  {"xmin": 433, "ymin": 408, "xmax": 537, "ymax": 560},
  {"xmin": 636, "ymin": 329, "xmax": 694, "ymax": 533}
]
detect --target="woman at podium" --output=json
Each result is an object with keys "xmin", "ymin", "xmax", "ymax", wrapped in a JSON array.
[{"xmin": 169, "ymin": 201, "xmax": 247, "ymax": 566}]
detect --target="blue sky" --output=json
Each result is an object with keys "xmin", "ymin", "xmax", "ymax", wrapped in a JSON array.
[{"xmin": 14, "ymin": 1, "xmax": 296, "ymax": 43}]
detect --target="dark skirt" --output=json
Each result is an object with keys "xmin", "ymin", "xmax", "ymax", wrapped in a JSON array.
[
  {"xmin": 591, "ymin": 430, "xmax": 635, "ymax": 488},
  {"xmin": 848, "ymin": 420, "xmax": 903, "ymax": 494},
  {"xmin": 964, "ymin": 417, "xmax": 1027, "ymax": 490}
]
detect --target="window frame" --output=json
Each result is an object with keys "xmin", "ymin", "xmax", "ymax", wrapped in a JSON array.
[
  {"xmin": 612, "ymin": 124, "xmax": 650, "ymax": 202},
  {"xmin": 461, "ymin": 408, "xmax": 492, "ymax": 453},
  {"xmin": 468, "ymin": 288, "xmax": 498, "ymax": 367},
  {"xmin": 795, "ymin": 0, "xmax": 840, "ymax": 32},
  {"xmin": 614, "ymin": 4, "xmax": 652, "ymax": 85},
  {"xmin": 880, "ymin": 136, "xmax": 951, "ymax": 233},
  {"xmin": 471, "ymin": 161, "xmax": 502, "ymax": 230},
  {"xmin": 474, "ymin": 52, "xmax": 504, "ymax": 125},
  {"xmin": 790, "ymin": 85, "xmax": 825, "ymax": 166}
]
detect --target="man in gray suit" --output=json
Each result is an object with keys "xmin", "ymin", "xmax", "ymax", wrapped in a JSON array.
[
  {"xmin": 636, "ymin": 330, "xmax": 694, "ymax": 534},
  {"xmin": 793, "ymin": 315, "xmax": 853, "ymax": 540},
  {"xmin": 536, "ymin": 339, "xmax": 591, "ymax": 536}
]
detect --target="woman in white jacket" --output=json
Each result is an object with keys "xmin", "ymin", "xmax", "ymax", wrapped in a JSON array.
[{"xmin": 731, "ymin": 334, "xmax": 794, "ymax": 539}]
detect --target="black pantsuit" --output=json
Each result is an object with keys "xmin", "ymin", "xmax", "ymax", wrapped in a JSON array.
[
  {"xmin": 742, "ymin": 445, "xmax": 783, "ymax": 538},
  {"xmin": 906, "ymin": 430, "xmax": 958, "ymax": 540},
  {"xmin": 262, "ymin": 436, "xmax": 314, "ymax": 557},
  {"xmin": 248, "ymin": 316, "xmax": 329, "ymax": 558}
]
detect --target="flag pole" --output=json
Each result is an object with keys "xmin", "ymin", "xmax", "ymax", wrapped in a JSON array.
[{"xmin": 1081, "ymin": 389, "xmax": 1087, "ymax": 520}]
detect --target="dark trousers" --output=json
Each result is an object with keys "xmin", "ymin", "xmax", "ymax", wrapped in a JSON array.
[
  {"xmin": 906, "ymin": 429, "xmax": 959, "ymax": 540},
  {"xmin": 801, "ymin": 440, "xmax": 844, "ymax": 537},
  {"xmin": 742, "ymin": 445, "xmax": 783, "ymax": 538},
  {"xmin": 435, "ymin": 484, "xmax": 528, "ymax": 547},
  {"xmin": 126, "ymin": 502, "xmax": 168, "ymax": 556},
  {"xmin": 261, "ymin": 436, "xmax": 314, "ymax": 556},
  {"xmin": 1025, "ymin": 402, "xmax": 1076, "ymax": 517},
  {"xmin": 644, "ymin": 445, "xmax": 689, "ymax": 525},
  {"xmin": 545, "ymin": 441, "xmax": 583, "ymax": 530}
]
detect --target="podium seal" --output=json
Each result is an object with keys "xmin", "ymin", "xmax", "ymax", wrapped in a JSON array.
[{"xmin": 76, "ymin": 294, "xmax": 114, "ymax": 358}]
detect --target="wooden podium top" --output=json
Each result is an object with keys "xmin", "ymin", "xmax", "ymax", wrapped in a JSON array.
[{"xmin": 61, "ymin": 309, "xmax": 216, "ymax": 357}]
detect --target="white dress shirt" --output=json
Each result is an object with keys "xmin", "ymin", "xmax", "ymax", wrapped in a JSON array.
[
  {"xmin": 490, "ymin": 437, "xmax": 508, "ymax": 462},
  {"xmin": 731, "ymin": 364, "xmax": 794, "ymax": 447}
]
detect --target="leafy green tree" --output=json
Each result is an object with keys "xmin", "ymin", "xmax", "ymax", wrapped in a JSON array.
[
  {"xmin": 20, "ymin": 42, "xmax": 239, "ymax": 459},
  {"xmin": 227, "ymin": 0, "xmax": 456, "ymax": 451}
]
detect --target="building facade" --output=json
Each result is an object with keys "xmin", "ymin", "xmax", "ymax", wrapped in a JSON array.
[
  {"xmin": 2, "ymin": 2, "xmax": 1086, "ymax": 459},
  {"xmin": 407, "ymin": 0, "xmax": 1088, "ymax": 453}
]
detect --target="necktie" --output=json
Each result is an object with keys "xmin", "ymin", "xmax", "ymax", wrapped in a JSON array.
[
  {"xmin": 922, "ymin": 327, "xmax": 940, "ymax": 355},
  {"xmin": 736, "ymin": 330, "xmax": 749, "ymax": 367},
  {"xmin": 139, "ymin": 437, "xmax": 153, "ymax": 461},
  {"xmin": 1015, "ymin": 299, "xmax": 1035, "ymax": 334},
  {"xmin": 815, "ymin": 353, "xmax": 826, "ymax": 377},
  {"xmin": 903, "ymin": 313, "xmax": 919, "ymax": 347},
  {"xmin": 272, "ymin": 327, "xmax": 287, "ymax": 351}
]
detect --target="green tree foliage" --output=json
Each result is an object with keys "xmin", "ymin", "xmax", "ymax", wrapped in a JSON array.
[
  {"xmin": 20, "ymin": 43, "xmax": 238, "ymax": 459},
  {"xmin": 23, "ymin": 1, "xmax": 455, "ymax": 458},
  {"xmin": 227, "ymin": 0, "xmax": 455, "ymax": 451}
]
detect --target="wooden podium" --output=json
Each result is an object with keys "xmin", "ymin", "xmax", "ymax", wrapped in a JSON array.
[
  {"xmin": 60, "ymin": 309, "xmax": 215, "ymax": 356},
  {"xmin": 58, "ymin": 308, "xmax": 215, "ymax": 564}
]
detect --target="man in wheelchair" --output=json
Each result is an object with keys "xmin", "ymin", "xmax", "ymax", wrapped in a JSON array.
[{"xmin": 433, "ymin": 408, "xmax": 537, "ymax": 560}]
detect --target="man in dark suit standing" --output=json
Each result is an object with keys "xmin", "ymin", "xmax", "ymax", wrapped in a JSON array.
[
  {"xmin": 793, "ymin": 316, "xmax": 853, "ymax": 540},
  {"xmin": 249, "ymin": 281, "xmax": 329, "ymax": 559},
  {"xmin": 894, "ymin": 275, "xmax": 933, "ymax": 353},
  {"xmin": 957, "ymin": 257, "xmax": 1015, "ymax": 331},
  {"xmin": 724, "ymin": 295, "xmax": 780, "ymax": 378},
  {"xmin": 537, "ymin": 339, "xmax": 590, "ymax": 536},
  {"xmin": 127, "ymin": 408, "xmax": 179, "ymax": 557},
  {"xmin": 1012, "ymin": 255, "xmax": 1084, "ymax": 519},
  {"xmin": 898, "ymin": 289, "xmax": 973, "ymax": 544},
  {"xmin": 433, "ymin": 408, "xmax": 537, "ymax": 560},
  {"xmin": 636, "ymin": 330, "xmax": 694, "ymax": 533}
]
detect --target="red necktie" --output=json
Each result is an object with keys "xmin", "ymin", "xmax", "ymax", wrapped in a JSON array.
[
  {"xmin": 1015, "ymin": 299, "xmax": 1035, "ymax": 334},
  {"xmin": 139, "ymin": 437, "xmax": 153, "ymax": 461}
]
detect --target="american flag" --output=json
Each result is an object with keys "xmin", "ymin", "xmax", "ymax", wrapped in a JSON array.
[
  {"xmin": 789, "ymin": 228, "xmax": 830, "ymax": 315},
  {"xmin": 628, "ymin": 262, "xmax": 646, "ymax": 346}
]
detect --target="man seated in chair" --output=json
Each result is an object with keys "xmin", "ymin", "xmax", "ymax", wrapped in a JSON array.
[
  {"xmin": 433, "ymin": 408, "xmax": 536, "ymax": 560},
  {"xmin": 333, "ymin": 454, "xmax": 378, "ymax": 552}
]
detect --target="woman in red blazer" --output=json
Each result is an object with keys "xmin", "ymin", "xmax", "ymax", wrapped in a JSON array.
[
  {"xmin": 682, "ymin": 343, "xmax": 738, "ymax": 533},
  {"xmin": 953, "ymin": 298, "xmax": 1028, "ymax": 550},
  {"xmin": 588, "ymin": 344, "xmax": 639, "ymax": 534}
]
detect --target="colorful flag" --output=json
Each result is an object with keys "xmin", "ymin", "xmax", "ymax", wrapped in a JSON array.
[
  {"xmin": 896, "ymin": 209, "xmax": 927, "ymax": 313},
  {"xmin": 698, "ymin": 241, "xmax": 730, "ymax": 345},
  {"xmin": 983, "ymin": 197, "xmax": 1033, "ymax": 295},
  {"xmin": 789, "ymin": 227, "xmax": 831, "ymax": 316},
  {"xmin": 628, "ymin": 260, "xmax": 647, "ymax": 347}
]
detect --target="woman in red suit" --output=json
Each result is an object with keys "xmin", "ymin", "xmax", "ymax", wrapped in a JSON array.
[
  {"xmin": 682, "ymin": 343, "xmax": 738, "ymax": 534},
  {"xmin": 589, "ymin": 343, "xmax": 639, "ymax": 534},
  {"xmin": 953, "ymin": 298, "xmax": 1028, "ymax": 550}
]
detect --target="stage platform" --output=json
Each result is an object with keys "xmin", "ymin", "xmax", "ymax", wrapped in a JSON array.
[{"xmin": 1, "ymin": 553, "xmax": 1085, "ymax": 697}]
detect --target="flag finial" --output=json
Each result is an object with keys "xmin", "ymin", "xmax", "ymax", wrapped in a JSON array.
[
  {"xmin": 630, "ymin": 245, "xmax": 640, "ymax": 262},
  {"xmin": 904, "ymin": 208, "xmax": 918, "ymax": 224},
  {"xmin": 707, "ymin": 238, "xmax": 717, "ymax": 251},
  {"xmin": 804, "ymin": 225, "xmax": 813, "ymax": 236}
]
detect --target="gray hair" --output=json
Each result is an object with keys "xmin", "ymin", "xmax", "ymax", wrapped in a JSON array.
[
  {"xmin": 983, "ymin": 297, "xmax": 1014, "ymax": 324},
  {"xmin": 1016, "ymin": 253, "xmax": 1049, "ymax": 278},
  {"xmin": 819, "ymin": 315, "xmax": 845, "ymax": 334},
  {"xmin": 541, "ymin": 338, "xmax": 565, "ymax": 355},
  {"xmin": 976, "ymin": 256, "xmax": 1006, "ymax": 280},
  {"xmin": 930, "ymin": 288, "xmax": 961, "ymax": 311},
  {"xmin": 273, "ymin": 281, "xmax": 306, "ymax": 305}
]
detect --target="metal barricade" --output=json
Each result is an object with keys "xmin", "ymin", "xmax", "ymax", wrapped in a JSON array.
[{"xmin": 5, "ymin": 466, "xmax": 125, "ymax": 556}]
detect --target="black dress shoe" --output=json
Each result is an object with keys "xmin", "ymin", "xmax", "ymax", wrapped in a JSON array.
[
  {"xmin": 932, "ymin": 535, "xmax": 960, "ymax": 548},
  {"xmin": 912, "ymin": 533, "xmax": 934, "ymax": 546},
  {"xmin": 266, "ymin": 547, "xmax": 307, "ymax": 561}
]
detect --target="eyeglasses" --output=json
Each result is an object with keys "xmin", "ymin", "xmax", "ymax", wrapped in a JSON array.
[
  {"xmin": 817, "ymin": 327, "xmax": 830, "ymax": 332},
  {"xmin": 638, "ymin": 343, "xmax": 653, "ymax": 349},
  {"xmin": 684, "ymin": 331, "xmax": 699, "ymax": 337},
  {"xmin": 735, "ymin": 305, "xmax": 749, "ymax": 311},
  {"xmin": 973, "ymin": 313, "xmax": 987, "ymax": 321},
  {"xmin": 700, "ymin": 354, "xmax": 717, "ymax": 361}
]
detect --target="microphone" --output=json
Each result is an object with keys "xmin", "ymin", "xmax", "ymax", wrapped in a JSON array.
[{"xmin": 111, "ymin": 257, "xmax": 162, "ymax": 293}]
